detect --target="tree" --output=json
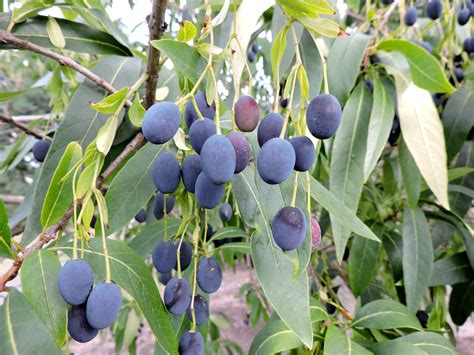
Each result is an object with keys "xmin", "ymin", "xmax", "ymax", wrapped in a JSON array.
[{"xmin": 0, "ymin": 0, "xmax": 472, "ymax": 353}]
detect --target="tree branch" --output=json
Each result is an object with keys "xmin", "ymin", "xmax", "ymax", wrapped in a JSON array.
[
  {"xmin": 144, "ymin": 0, "xmax": 169, "ymax": 109},
  {"xmin": 0, "ymin": 1, "xmax": 169, "ymax": 293},
  {"xmin": 0, "ymin": 29, "xmax": 131, "ymax": 107},
  {"xmin": 0, "ymin": 113, "xmax": 51, "ymax": 141}
]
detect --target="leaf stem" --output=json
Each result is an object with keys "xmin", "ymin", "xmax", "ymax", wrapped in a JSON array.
[
  {"xmin": 291, "ymin": 172, "xmax": 299, "ymax": 207},
  {"xmin": 163, "ymin": 194, "xmax": 168, "ymax": 242},
  {"xmin": 311, "ymin": 34, "xmax": 329, "ymax": 95},
  {"xmin": 96, "ymin": 190, "xmax": 111, "ymax": 283},
  {"xmin": 279, "ymin": 66, "xmax": 298, "ymax": 139},
  {"xmin": 190, "ymin": 218, "xmax": 201, "ymax": 332}
]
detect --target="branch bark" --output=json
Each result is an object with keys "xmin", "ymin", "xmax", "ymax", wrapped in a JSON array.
[
  {"xmin": 0, "ymin": 29, "xmax": 131, "ymax": 107},
  {"xmin": 0, "ymin": 113, "xmax": 51, "ymax": 141},
  {"xmin": 0, "ymin": 2, "xmax": 169, "ymax": 293},
  {"xmin": 144, "ymin": 0, "xmax": 169, "ymax": 109}
]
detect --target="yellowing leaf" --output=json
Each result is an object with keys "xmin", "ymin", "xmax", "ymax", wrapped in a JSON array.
[
  {"xmin": 46, "ymin": 16, "xmax": 65, "ymax": 49},
  {"xmin": 177, "ymin": 21, "xmax": 197, "ymax": 42},
  {"xmin": 299, "ymin": 16, "xmax": 340, "ymax": 37},
  {"xmin": 128, "ymin": 93, "xmax": 146, "ymax": 127},
  {"xmin": 96, "ymin": 114, "xmax": 119, "ymax": 155}
]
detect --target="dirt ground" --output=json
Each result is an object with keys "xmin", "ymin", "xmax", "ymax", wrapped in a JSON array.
[{"xmin": 66, "ymin": 263, "xmax": 474, "ymax": 355}]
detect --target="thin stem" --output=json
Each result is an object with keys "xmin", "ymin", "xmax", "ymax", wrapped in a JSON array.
[
  {"xmin": 306, "ymin": 171, "xmax": 311, "ymax": 218},
  {"xmin": 279, "ymin": 67, "xmax": 298, "ymax": 138},
  {"xmin": 176, "ymin": 231, "xmax": 185, "ymax": 279},
  {"xmin": 0, "ymin": 113, "xmax": 52, "ymax": 141},
  {"xmin": 163, "ymin": 195, "xmax": 168, "ymax": 242},
  {"xmin": 290, "ymin": 25, "xmax": 302, "ymax": 64},
  {"xmin": 290, "ymin": 172, "xmax": 299, "ymax": 207},
  {"xmin": 190, "ymin": 219, "xmax": 201, "ymax": 332},
  {"xmin": 96, "ymin": 190, "xmax": 111, "ymax": 283},
  {"xmin": 312, "ymin": 34, "xmax": 329, "ymax": 95},
  {"xmin": 72, "ymin": 168, "xmax": 80, "ymax": 260}
]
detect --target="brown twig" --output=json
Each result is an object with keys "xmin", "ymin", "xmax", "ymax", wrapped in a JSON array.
[
  {"xmin": 376, "ymin": 0, "xmax": 399, "ymax": 33},
  {"xmin": 0, "ymin": 194, "xmax": 25, "ymax": 204},
  {"xmin": 144, "ymin": 0, "xmax": 169, "ymax": 109},
  {"xmin": 0, "ymin": 30, "xmax": 131, "ymax": 107},
  {"xmin": 0, "ymin": 113, "xmax": 51, "ymax": 141},
  {"xmin": 0, "ymin": 2, "xmax": 169, "ymax": 292}
]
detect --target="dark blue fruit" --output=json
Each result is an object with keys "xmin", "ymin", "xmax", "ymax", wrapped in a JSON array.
[
  {"xmin": 164, "ymin": 277, "xmax": 192, "ymax": 315},
  {"xmin": 153, "ymin": 193, "xmax": 175, "ymax": 219},
  {"xmin": 234, "ymin": 95, "xmax": 259, "ymax": 132},
  {"xmin": 32, "ymin": 140, "xmax": 50, "ymax": 162},
  {"xmin": 369, "ymin": 55, "xmax": 381, "ymax": 64},
  {"xmin": 142, "ymin": 102, "xmax": 180, "ymax": 144},
  {"xmin": 90, "ymin": 215, "xmax": 97, "ymax": 229},
  {"xmin": 381, "ymin": 0, "xmax": 393, "ymax": 4},
  {"xmin": 454, "ymin": 67, "xmax": 465, "ymax": 82},
  {"xmin": 289, "ymin": 136, "xmax": 315, "ymax": 172},
  {"xmin": 67, "ymin": 303, "xmax": 98, "ymax": 343},
  {"xmin": 404, "ymin": 7, "xmax": 417, "ymax": 26},
  {"xmin": 186, "ymin": 295, "xmax": 209, "ymax": 325},
  {"xmin": 306, "ymin": 94, "xmax": 342, "ymax": 140},
  {"xmin": 195, "ymin": 172, "xmax": 225, "ymax": 209},
  {"xmin": 464, "ymin": 36, "xmax": 474, "ymax": 53},
  {"xmin": 185, "ymin": 91, "xmax": 216, "ymax": 129},
  {"xmin": 200, "ymin": 135, "xmax": 236, "ymax": 184},
  {"xmin": 182, "ymin": 154, "xmax": 202, "ymax": 193},
  {"xmin": 458, "ymin": 8, "xmax": 471, "ymax": 25},
  {"xmin": 388, "ymin": 116, "xmax": 401, "ymax": 146},
  {"xmin": 179, "ymin": 331, "xmax": 204, "ymax": 355},
  {"xmin": 159, "ymin": 272, "xmax": 172, "ymax": 285},
  {"xmin": 420, "ymin": 41, "xmax": 433, "ymax": 53},
  {"xmin": 272, "ymin": 206, "xmax": 307, "ymax": 251},
  {"xmin": 426, "ymin": 0, "xmax": 442, "ymax": 20},
  {"xmin": 219, "ymin": 203, "xmax": 233, "ymax": 222},
  {"xmin": 257, "ymin": 138, "xmax": 295, "ymax": 184},
  {"xmin": 257, "ymin": 112, "xmax": 284, "ymax": 147},
  {"xmin": 247, "ymin": 51, "xmax": 255, "ymax": 62},
  {"xmin": 152, "ymin": 152, "xmax": 181, "ymax": 194},
  {"xmin": 135, "ymin": 209, "xmax": 147, "ymax": 223},
  {"xmin": 416, "ymin": 310, "xmax": 429, "ymax": 328},
  {"xmin": 252, "ymin": 43, "xmax": 260, "ymax": 54},
  {"xmin": 226, "ymin": 131, "xmax": 251, "ymax": 173},
  {"xmin": 280, "ymin": 97, "xmax": 288, "ymax": 108},
  {"xmin": 152, "ymin": 240, "xmax": 177, "ymax": 273},
  {"xmin": 189, "ymin": 118, "xmax": 216, "ymax": 154},
  {"xmin": 197, "ymin": 256, "xmax": 222, "ymax": 294},
  {"xmin": 326, "ymin": 303, "xmax": 336, "ymax": 315},
  {"xmin": 86, "ymin": 282, "xmax": 122, "ymax": 329},
  {"xmin": 58, "ymin": 259, "xmax": 94, "ymax": 305},
  {"xmin": 174, "ymin": 240, "xmax": 193, "ymax": 271}
]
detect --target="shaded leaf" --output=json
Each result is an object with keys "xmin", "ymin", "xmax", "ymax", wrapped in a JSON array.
[
  {"xmin": 0, "ymin": 200, "xmax": 12, "ymax": 258},
  {"xmin": 249, "ymin": 319, "xmax": 302, "ymax": 355},
  {"xmin": 324, "ymin": 325, "xmax": 372, "ymax": 354},
  {"xmin": 20, "ymin": 250, "xmax": 67, "ymax": 346},
  {"xmin": 395, "ymin": 332, "xmax": 457, "ymax": 354},
  {"xmin": 399, "ymin": 138, "xmax": 421, "ymax": 209},
  {"xmin": 46, "ymin": 16, "xmax": 65, "ymax": 49},
  {"xmin": 430, "ymin": 252, "xmax": 473, "ymax": 286}
]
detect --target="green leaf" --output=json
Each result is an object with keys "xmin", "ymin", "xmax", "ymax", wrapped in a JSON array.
[
  {"xmin": 396, "ymin": 82, "xmax": 449, "ymax": 209},
  {"xmin": 207, "ymin": 227, "xmax": 248, "ymax": 244},
  {"xmin": 271, "ymin": 25, "xmax": 288, "ymax": 87},
  {"xmin": 395, "ymin": 332, "xmax": 457, "ymax": 354},
  {"xmin": 398, "ymin": 138, "xmax": 421, "ymax": 209},
  {"xmin": 348, "ymin": 223, "xmax": 382, "ymax": 296},
  {"xmin": 104, "ymin": 143, "xmax": 166, "ymax": 236},
  {"xmin": 430, "ymin": 252, "xmax": 473, "ymax": 286},
  {"xmin": 46, "ymin": 16, "xmax": 65, "ymax": 49},
  {"xmin": 3, "ymin": 15, "xmax": 133, "ymax": 56},
  {"xmin": 0, "ymin": 89, "xmax": 29, "ymax": 102},
  {"xmin": 51, "ymin": 239, "xmax": 177, "ymax": 353},
  {"xmin": 10, "ymin": 2, "xmax": 45, "ymax": 25},
  {"xmin": 309, "ymin": 176, "xmax": 379, "ymax": 242},
  {"xmin": 442, "ymin": 88, "xmax": 474, "ymax": 160},
  {"xmin": 91, "ymin": 87, "xmax": 128, "ymax": 114},
  {"xmin": 364, "ymin": 78, "xmax": 395, "ymax": 180},
  {"xmin": 402, "ymin": 206, "xmax": 434, "ymax": 311},
  {"xmin": 233, "ymin": 166, "xmax": 313, "ymax": 348},
  {"xmin": 330, "ymin": 82, "xmax": 373, "ymax": 261},
  {"xmin": 352, "ymin": 299, "xmax": 422, "ymax": 330},
  {"xmin": 449, "ymin": 282, "xmax": 474, "ymax": 326},
  {"xmin": 128, "ymin": 218, "xmax": 181, "ymax": 258},
  {"xmin": 23, "ymin": 56, "xmax": 142, "ymax": 244},
  {"xmin": 177, "ymin": 20, "xmax": 197, "ymax": 42},
  {"xmin": 297, "ymin": 65, "xmax": 309, "ymax": 101},
  {"xmin": 277, "ymin": 0, "xmax": 335, "ymax": 17},
  {"xmin": 300, "ymin": 29, "xmax": 322, "ymax": 99},
  {"xmin": 299, "ymin": 16, "xmax": 340, "ymax": 37},
  {"xmin": 371, "ymin": 341, "xmax": 426, "ymax": 355},
  {"xmin": 96, "ymin": 114, "xmax": 119, "ymax": 155},
  {"xmin": 310, "ymin": 297, "xmax": 329, "ymax": 323},
  {"xmin": 151, "ymin": 39, "xmax": 206, "ymax": 84},
  {"xmin": 128, "ymin": 93, "xmax": 145, "ymax": 127},
  {"xmin": 324, "ymin": 325, "xmax": 372, "ymax": 355},
  {"xmin": 327, "ymin": 33, "xmax": 371, "ymax": 104},
  {"xmin": 450, "ymin": 142, "xmax": 474, "ymax": 217},
  {"xmin": 0, "ymin": 289, "xmax": 62, "ymax": 354},
  {"xmin": 249, "ymin": 319, "xmax": 302, "ymax": 355},
  {"xmin": 377, "ymin": 40, "xmax": 455, "ymax": 94},
  {"xmin": 0, "ymin": 200, "xmax": 12, "ymax": 258},
  {"xmin": 20, "ymin": 250, "xmax": 67, "ymax": 346},
  {"xmin": 40, "ymin": 142, "xmax": 82, "ymax": 230}
]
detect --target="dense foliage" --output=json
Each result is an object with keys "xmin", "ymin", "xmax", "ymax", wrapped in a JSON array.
[{"xmin": 0, "ymin": 0, "xmax": 473, "ymax": 354}]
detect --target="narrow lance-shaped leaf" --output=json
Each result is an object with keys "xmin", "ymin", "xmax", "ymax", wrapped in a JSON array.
[
  {"xmin": 398, "ymin": 138, "xmax": 422, "ymax": 209},
  {"xmin": 0, "ymin": 200, "xmax": 13, "ymax": 258},
  {"xmin": 40, "ymin": 141, "xmax": 82, "ymax": 230},
  {"xmin": 364, "ymin": 77, "xmax": 395, "ymax": 180},
  {"xmin": 271, "ymin": 25, "xmax": 288, "ymax": 87},
  {"xmin": 396, "ymin": 81, "xmax": 449, "ymax": 209},
  {"xmin": 377, "ymin": 40, "xmax": 455, "ymax": 94},
  {"xmin": 402, "ymin": 206, "xmax": 434, "ymax": 311},
  {"xmin": 20, "ymin": 250, "xmax": 68, "ymax": 346},
  {"xmin": 330, "ymin": 82, "xmax": 373, "ymax": 261},
  {"xmin": 249, "ymin": 319, "xmax": 302, "ymax": 355},
  {"xmin": 323, "ymin": 325, "xmax": 372, "ymax": 355}
]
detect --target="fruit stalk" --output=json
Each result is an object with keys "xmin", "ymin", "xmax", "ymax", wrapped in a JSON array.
[{"xmin": 190, "ymin": 220, "xmax": 201, "ymax": 332}]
